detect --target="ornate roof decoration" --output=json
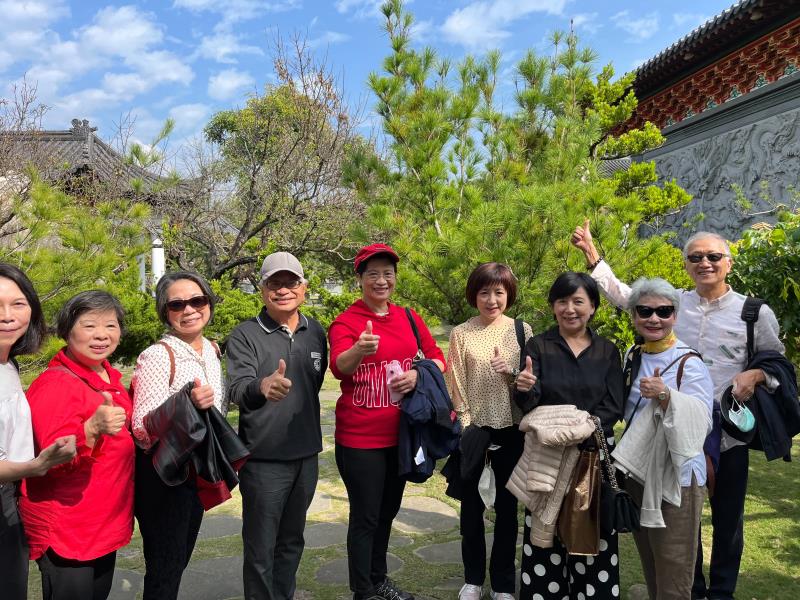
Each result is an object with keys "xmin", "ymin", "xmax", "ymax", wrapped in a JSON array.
[{"xmin": 634, "ymin": 0, "xmax": 800, "ymax": 98}]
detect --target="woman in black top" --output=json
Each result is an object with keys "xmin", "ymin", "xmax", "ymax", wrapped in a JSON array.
[{"xmin": 516, "ymin": 272, "xmax": 624, "ymax": 600}]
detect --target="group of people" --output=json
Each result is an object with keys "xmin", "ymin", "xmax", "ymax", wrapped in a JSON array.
[{"xmin": 0, "ymin": 226, "xmax": 790, "ymax": 600}]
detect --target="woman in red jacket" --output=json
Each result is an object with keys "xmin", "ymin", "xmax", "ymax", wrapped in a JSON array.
[
  {"xmin": 21, "ymin": 290, "xmax": 134, "ymax": 600},
  {"xmin": 329, "ymin": 243, "xmax": 444, "ymax": 600}
]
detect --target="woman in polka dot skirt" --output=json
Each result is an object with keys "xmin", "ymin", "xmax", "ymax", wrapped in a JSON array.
[
  {"xmin": 447, "ymin": 263, "xmax": 533, "ymax": 600},
  {"xmin": 516, "ymin": 273, "xmax": 624, "ymax": 600}
]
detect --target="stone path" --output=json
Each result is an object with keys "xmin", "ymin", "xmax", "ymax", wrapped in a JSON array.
[{"xmin": 81, "ymin": 390, "xmax": 643, "ymax": 599}]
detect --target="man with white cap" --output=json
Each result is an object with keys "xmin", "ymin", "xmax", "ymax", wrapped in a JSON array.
[{"xmin": 226, "ymin": 252, "xmax": 328, "ymax": 600}]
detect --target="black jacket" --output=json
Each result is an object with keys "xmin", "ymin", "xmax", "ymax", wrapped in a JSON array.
[
  {"xmin": 398, "ymin": 359, "xmax": 461, "ymax": 483},
  {"xmin": 144, "ymin": 381, "xmax": 250, "ymax": 509},
  {"xmin": 746, "ymin": 350, "xmax": 799, "ymax": 461}
]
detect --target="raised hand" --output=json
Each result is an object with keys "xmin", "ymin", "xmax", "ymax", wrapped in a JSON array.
[
  {"xmin": 515, "ymin": 356, "xmax": 537, "ymax": 392},
  {"xmin": 490, "ymin": 346, "xmax": 511, "ymax": 374},
  {"xmin": 190, "ymin": 377, "xmax": 215, "ymax": 410},
  {"xmin": 89, "ymin": 392, "xmax": 127, "ymax": 436},
  {"xmin": 260, "ymin": 359, "xmax": 292, "ymax": 401},
  {"xmin": 640, "ymin": 367, "xmax": 669, "ymax": 408},
  {"xmin": 34, "ymin": 435, "xmax": 78, "ymax": 475},
  {"xmin": 571, "ymin": 219, "xmax": 600, "ymax": 266},
  {"xmin": 354, "ymin": 320, "xmax": 380, "ymax": 356}
]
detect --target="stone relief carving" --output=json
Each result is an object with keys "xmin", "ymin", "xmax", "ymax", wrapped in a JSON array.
[{"xmin": 654, "ymin": 107, "xmax": 800, "ymax": 243}]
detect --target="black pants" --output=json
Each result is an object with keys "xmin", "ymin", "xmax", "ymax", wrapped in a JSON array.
[
  {"xmin": 693, "ymin": 444, "xmax": 749, "ymax": 600},
  {"xmin": 0, "ymin": 483, "xmax": 28, "ymax": 600},
  {"xmin": 460, "ymin": 426, "xmax": 523, "ymax": 593},
  {"xmin": 335, "ymin": 444, "xmax": 406, "ymax": 598},
  {"xmin": 37, "ymin": 549, "xmax": 116, "ymax": 600},
  {"xmin": 135, "ymin": 447, "xmax": 204, "ymax": 600},
  {"xmin": 240, "ymin": 456, "xmax": 319, "ymax": 600}
]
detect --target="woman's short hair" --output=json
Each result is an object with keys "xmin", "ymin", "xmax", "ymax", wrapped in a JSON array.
[
  {"xmin": 547, "ymin": 271, "xmax": 600, "ymax": 310},
  {"xmin": 627, "ymin": 277, "xmax": 681, "ymax": 313},
  {"xmin": 0, "ymin": 263, "xmax": 46, "ymax": 357},
  {"xmin": 155, "ymin": 271, "xmax": 216, "ymax": 327},
  {"xmin": 465, "ymin": 263, "xmax": 518, "ymax": 308},
  {"xmin": 56, "ymin": 290, "xmax": 125, "ymax": 340}
]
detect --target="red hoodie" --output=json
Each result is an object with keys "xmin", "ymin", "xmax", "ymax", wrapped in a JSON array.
[{"xmin": 329, "ymin": 300, "xmax": 445, "ymax": 449}]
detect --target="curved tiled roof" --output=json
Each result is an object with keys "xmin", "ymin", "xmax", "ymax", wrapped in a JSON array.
[{"xmin": 635, "ymin": 0, "xmax": 800, "ymax": 97}]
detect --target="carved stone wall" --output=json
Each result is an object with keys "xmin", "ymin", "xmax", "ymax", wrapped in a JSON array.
[{"xmin": 640, "ymin": 75, "xmax": 800, "ymax": 244}]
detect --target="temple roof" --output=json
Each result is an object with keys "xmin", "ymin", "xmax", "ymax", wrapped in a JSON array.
[
  {"xmin": 2, "ymin": 118, "xmax": 194, "ymax": 203},
  {"xmin": 634, "ymin": 0, "xmax": 800, "ymax": 98}
]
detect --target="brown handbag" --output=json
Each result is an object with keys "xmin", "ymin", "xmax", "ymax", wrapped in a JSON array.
[{"xmin": 556, "ymin": 448, "xmax": 601, "ymax": 555}]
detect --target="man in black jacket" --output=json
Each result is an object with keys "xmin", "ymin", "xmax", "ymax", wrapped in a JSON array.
[{"xmin": 226, "ymin": 252, "xmax": 327, "ymax": 600}]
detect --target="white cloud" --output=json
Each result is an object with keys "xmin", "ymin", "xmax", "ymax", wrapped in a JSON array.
[
  {"xmin": 308, "ymin": 31, "xmax": 351, "ymax": 49},
  {"xmin": 611, "ymin": 10, "xmax": 659, "ymax": 42},
  {"xmin": 196, "ymin": 31, "xmax": 264, "ymax": 63},
  {"xmin": 0, "ymin": 0, "xmax": 68, "ymax": 26},
  {"xmin": 673, "ymin": 12, "xmax": 710, "ymax": 30},
  {"xmin": 410, "ymin": 19, "xmax": 434, "ymax": 44},
  {"xmin": 0, "ymin": 0, "xmax": 69, "ymax": 72},
  {"xmin": 78, "ymin": 6, "xmax": 164, "ymax": 58},
  {"xmin": 208, "ymin": 68, "xmax": 255, "ymax": 101},
  {"xmin": 169, "ymin": 103, "xmax": 211, "ymax": 132},
  {"xmin": 441, "ymin": 0, "xmax": 568, "ymax": 49},
  {"xmin": 571, "ymin": 13, "xmax": 601, "ymax": 35},
  {"xmin": 173, "ymin": 0, "xmax": 300, "ymax": 28},
  {"xmin": 334, "ymin": 0, "xmax": 384, "ymax": 20}
]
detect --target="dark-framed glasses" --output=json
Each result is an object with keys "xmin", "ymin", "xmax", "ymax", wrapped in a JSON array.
[
  {"xmin": 686, "ymin": 252, "xmax": 729, "ymax": 263},
  {"xmin": 634, "ymin": 305, "xmax": 676, "ymax": 319},
  {"xmin": 166, "ymin": 296, "xmax": 210, "ymax": 312},
  {"xmin": 265, "ymin": 279, "xmax": 303, "ymax": 291}
]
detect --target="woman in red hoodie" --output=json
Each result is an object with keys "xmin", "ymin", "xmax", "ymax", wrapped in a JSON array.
[{"xmin": 329, "ymin": 243, "xmax": 444, "ymax": 600}]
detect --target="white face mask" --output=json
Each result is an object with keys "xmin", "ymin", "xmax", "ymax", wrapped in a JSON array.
[{"xmin": 729, "ymin": 399, "xmax": 756, "ymax": 432}]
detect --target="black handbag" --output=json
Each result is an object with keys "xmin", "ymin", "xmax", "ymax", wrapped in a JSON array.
[{"xmin": 593, "ymin": 416, "xmax": 640, "ymax": 535}]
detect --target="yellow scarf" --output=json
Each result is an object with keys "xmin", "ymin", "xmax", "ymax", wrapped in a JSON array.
[{"xmin": 641, "ymin": 330, "xmax": 677, "ymax": 354}]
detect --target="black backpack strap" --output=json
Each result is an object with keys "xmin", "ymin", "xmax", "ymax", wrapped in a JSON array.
[
  {"xmin": 741, "ymin": 297, "xmax": 764, "ymax": 363},
  {"xmin": 405, "ymin": 307, "xmax": 424, "ymax": 359},
  {"xmin": 514, "ymin": 319, "xmax": 526, "ymax": 370},
  {"xmin": 623, "ymin": 345, "xmax": 643, "ymax": 400}
]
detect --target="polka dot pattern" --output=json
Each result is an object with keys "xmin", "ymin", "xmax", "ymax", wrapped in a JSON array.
[
  {"xmin": 447, "ymin": 317, "xmax": 532, "ymax": 428},
  {"xmin": 519, "ymin": 508, "xmax": 620, "ymax": 600}
]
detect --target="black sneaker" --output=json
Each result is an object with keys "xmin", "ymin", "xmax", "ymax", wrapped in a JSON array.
[{"xmin": 375, "ymin": 578, "xmax": 414, "ymax": 600}]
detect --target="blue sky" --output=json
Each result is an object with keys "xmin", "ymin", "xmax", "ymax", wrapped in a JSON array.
[{"xmin": 2, "ymin": 0, "xmax": 736, "ymax": 154}]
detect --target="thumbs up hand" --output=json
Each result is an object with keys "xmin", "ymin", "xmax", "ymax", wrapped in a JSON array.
[
  {"xmin": 640, "ymin": 367, "xmax": 669, "ymax": 408},
  {"xmin": 355, "ymin": 319, "xmax": 380, "ymax": 356},
  {"xmin": 190, "ymin": 377, "xmax": 216, "ymax": 410},
  {"xmin": 490, "ymin": 346, "xmax": 511, "ymax": 374},
  {"xmin": 261, "ymin": 358, "xmax": 293, "ymax": 401},
  {"xmin": 515, "ymin": 355, "xmax": 538, "ymax": 392},
  {"xmin": 571, "ymin": 218, "xmax": 602, "ymax": 267},
  {"xmin": 89, "ymin": 391, "xmax": 127, "ymax": 436}
]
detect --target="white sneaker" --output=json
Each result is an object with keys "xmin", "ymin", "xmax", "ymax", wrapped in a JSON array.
[
  {"xmin": 489, "ymin": 592, "xmax": 514, "ymax": 600},
  {"xmin": 458, "ymin": 584, "xmax": 483, "ymax": 600}
]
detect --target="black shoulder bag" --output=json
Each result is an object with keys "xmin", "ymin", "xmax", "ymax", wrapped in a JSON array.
[{"xmin": 405, "ymin": 307, "xmax": 426, "ymax": 362}]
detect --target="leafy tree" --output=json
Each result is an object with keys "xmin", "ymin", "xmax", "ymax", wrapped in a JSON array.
[
  {"xmin": 347, "ymin": 0, "xmax": 692, "ymax": 346},
  {"xmin": 163, "ymin": 35, "xmax": 368, "ymax": 288},
  {"xmin": 729, "ymin": 210, "xmax": 800, "ymax": 362}
]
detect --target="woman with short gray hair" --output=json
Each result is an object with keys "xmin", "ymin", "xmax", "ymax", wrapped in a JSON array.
[
  {"xmin": 613, "ymin": 277, "xmax": 713, "ymax": 599},
  {"xmin": 131, "ymin": 271, "xmax": 224, "ymax": 600}
]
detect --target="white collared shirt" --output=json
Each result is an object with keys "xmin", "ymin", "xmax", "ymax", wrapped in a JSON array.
[
  {"xmin": 592, "ymin": 260, "xmax": 785, "ymax": 451},
  {"xmin": 0, "ymin": 361, "xmax": 34, "ymax": 463},
  {"xmin": 131, "ymin": 334, "xmax": 225, "ymax": 449}
]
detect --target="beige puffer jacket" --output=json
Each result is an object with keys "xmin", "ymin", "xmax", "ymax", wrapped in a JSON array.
[{"xmin": 506, "ymin": 404, "xmax": 595, "ymax": 548}]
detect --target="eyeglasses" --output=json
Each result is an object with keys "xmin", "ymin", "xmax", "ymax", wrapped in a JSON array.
[
  {"xmin": 166, "ymin": 296, "xmax": 210, "ymax": 312},
  {"xmin": 265, "ymin": 279, "xmax": 303, "ymax": 291},
  {"xmin": 686, "ymin": 252, "xmax": 729, "ymax": 263},
  {"xmin": 362, "ymin": 271, "xmax": 396, "ymax": 282},
  {"xmin": 634, "ymin": 305, "xmax": 676, "ymax": 319}
]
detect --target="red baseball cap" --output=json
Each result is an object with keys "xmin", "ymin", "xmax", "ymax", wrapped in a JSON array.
[{"xmin": 354, "ymin": 243, "xmax": 399, "ymax": 272}]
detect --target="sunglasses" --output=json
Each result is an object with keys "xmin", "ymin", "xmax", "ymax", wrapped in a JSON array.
[
  {"xmin": 166, "ymin": 296, "xmax": 210, "ymax": 312},
  {"xmin": 634, "ymin": 305, "xmax": 676, "ymax": 318},
  {"xmin": 265, "ymin": 279, "xmax": 303, "ymax": 291},
  {"xmin": 686, "ymin": 252, "xmax": 729, "ymax": 263}
]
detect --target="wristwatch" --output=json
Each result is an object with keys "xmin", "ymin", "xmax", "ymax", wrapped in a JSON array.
[
  {"xmin": 658, "ymin": 388, "xmax": 670, "ymax": 402},
  {"xmin": 511, "ymin": 367, "xmax": 520, "ymax": 379}
]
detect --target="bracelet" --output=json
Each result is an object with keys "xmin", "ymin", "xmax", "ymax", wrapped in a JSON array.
[
  {"xmin": 587, "ymin": 255, "xmax": 603, "ymax": 270},
  {"xmin": 454, "ymin": 405, "xmax": 468, "ymax": 414}
]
